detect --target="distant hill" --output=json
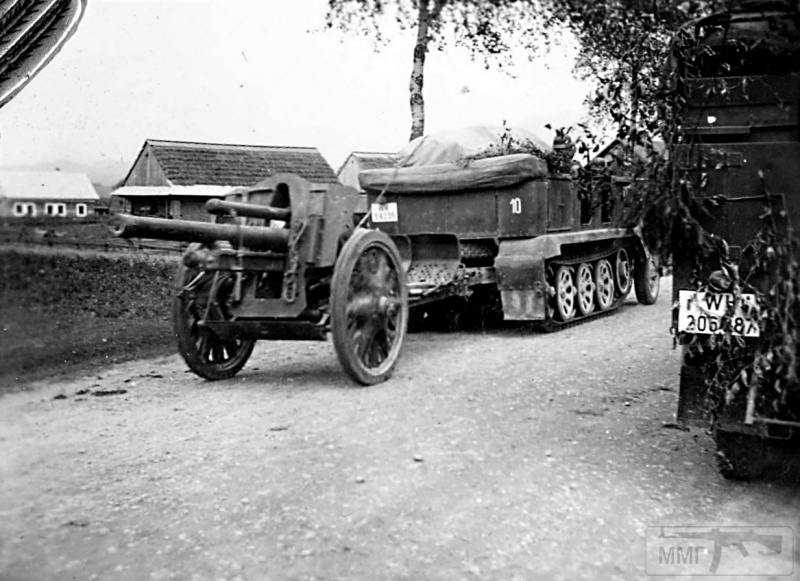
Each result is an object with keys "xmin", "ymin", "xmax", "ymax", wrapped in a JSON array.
[
  {"xmin": 92, "ymin": 183, "xmax": 115, "ymax": 199},
  {"xmin": 0, "ymin": 159, "xmax": 129, "ymax": 188}
]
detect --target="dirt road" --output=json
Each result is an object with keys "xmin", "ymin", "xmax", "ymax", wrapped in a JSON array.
[{"xmin": 1, "ymin": 278, "xmax": 798, "ymax": 580}]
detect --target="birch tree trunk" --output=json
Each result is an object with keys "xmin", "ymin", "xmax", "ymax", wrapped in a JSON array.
[{"xmin": 408, "ymin": 1, "xmax": 431, "ymax": 141}]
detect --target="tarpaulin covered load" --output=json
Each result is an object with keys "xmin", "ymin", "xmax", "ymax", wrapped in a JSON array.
[
  {"xmin": 398, "ymin": 125, "xmax": 551, "ymax": 167},
  {"xmin": 359, "ymin": 125, "xmax": 551, "ymax": 194},
  {"xmin": 359, "ymin": 153, "xmax": 548, "ymax": 193}
]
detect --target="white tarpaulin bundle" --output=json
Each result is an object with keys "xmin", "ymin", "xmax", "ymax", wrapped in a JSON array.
[
  {"xmin": 358, "ymin": 125, "xmax": 551, "ymax": 193},
  {"xmin": 397, "ymin": 125, "xmax": 551, "ymax": 167}
]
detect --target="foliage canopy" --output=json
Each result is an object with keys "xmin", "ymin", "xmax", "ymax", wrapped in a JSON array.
[{"xmin": 325, "ymin": 0, "xmax": 552, "ymax": 140}]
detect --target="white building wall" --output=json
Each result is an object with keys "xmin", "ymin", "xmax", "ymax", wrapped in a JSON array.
[{"xmin": 337, "ymin": 156, "xmax": 362, "ymax": 191}]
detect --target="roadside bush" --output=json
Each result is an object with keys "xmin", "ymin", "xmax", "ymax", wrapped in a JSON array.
[{"xmin": 0, "ymin": 249, "xmax": 177, "ymax": 319}]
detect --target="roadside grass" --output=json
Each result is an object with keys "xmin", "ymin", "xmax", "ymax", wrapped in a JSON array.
[
  {"xmin": 0, "ymin": 247, "xmax": 179, "ymax": 391},
  {"xmin": 0, "ymin": 216, "xmax": 112, "ymax": 244}
]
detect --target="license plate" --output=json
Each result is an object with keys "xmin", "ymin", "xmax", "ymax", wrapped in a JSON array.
[
  {"xmin": 371, "ymin": 202, "xmax": 398, "ymax": 223},
  {"xmin": 677, "ymin": 290, "xmax": 760, "ymax": 337}
]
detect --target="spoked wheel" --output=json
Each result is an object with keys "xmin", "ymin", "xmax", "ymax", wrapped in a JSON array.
[
  {"xmin": 634, "ymin": 252, "xmax": 660, "ymax": 305},
  {"xmin": 595, "ymin": 259, "xmax": 615, "ymax": 311},
  {"xmin": 554, "ymin": 265, "xmax": 577, "ymax": 321},
  {"xmin": 173, "ymin": 244, "xmax": 256, "ymax": 380},
  {"xmin": 615, "ymin": 248, "xmax": 632, "ymax": 297},
  {"xmin": 330, "ymin": 229, "xmax": 409, "ymax": 385},
  {"xmin": 576, "ymin": 263, "xmax": 595, "ymax": 316}
]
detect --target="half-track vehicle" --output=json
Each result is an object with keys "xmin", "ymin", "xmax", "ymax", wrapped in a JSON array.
[{"xmin": 358, "ymin": 143, "xmax": 660, "ymax": 329}]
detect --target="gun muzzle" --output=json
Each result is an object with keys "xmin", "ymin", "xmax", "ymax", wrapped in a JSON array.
[{"xmin": 109, "ymin": 213, "xmax": 289, "ymax": 251}]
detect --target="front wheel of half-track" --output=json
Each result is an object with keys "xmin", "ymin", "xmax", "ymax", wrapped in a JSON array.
[
  {"xmin": 330, "ymin": 229, "xmax": 409, "ymax": 385},
  {"xmin": 634, "ymin": 253, "xmax": 660, "ymax": 305}
]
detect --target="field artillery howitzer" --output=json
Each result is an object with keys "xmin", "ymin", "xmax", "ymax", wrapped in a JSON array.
[{"xmin": 110, "ymin": 173, "xmax": 409, "ymax": 385}]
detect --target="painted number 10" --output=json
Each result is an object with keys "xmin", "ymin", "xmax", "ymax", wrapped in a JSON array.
[{"xmin": 509, "ymin": 197, "xmax": 522, "ymax": 214}]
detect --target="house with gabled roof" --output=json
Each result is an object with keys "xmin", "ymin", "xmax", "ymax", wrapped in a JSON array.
[
  {"xmin": 337, "ymin": 151, "xmax": 398, "ymax": 193},
  {"xmin": 112, "ymin": 139, "xmax": 339, "ymax": 220},
  {"xmin": 0, "ymin": 171, "xmax": 98, "ymax": 218}
]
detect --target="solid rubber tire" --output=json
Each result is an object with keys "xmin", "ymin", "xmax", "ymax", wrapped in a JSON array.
[{"xmin": 634, "ymin": 253, "xmax": 660, "ymax": 305}]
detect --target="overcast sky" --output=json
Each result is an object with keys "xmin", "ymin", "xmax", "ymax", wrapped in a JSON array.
[{"xmin": 0, "ymin": 0, "xmax": 591, "ymax": 184}]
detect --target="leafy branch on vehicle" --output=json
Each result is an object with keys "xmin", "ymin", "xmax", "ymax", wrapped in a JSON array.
[{"xmin": 552, "ymin": 1, "xmax": 800, "ymax": 423}]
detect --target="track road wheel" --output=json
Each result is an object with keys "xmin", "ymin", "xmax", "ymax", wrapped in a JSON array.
[
  {"xmin": 172, "ymin": 245, "xmax": 256, "ymax": 380},
  {"xmin": 576, "ymin": 263, "xmax": 595, "ymax": 316},
  {"xmin": 554, "ymin": 265, "xmax": 577, "ymax": 321},
  {"xmin": 595, "ymin": 259, "xmax": 615, "ymax": 311},
  {"xmin": 715, "ymin": 430, "xmax": 767, "ymax": 480},
  {"xmin": 331, "ymin": 229, "xmax": 408, "ymax": 385},
  {"xmin": 634, "ymin": 252, "xmax": 660, "ymax": 305},
  {"xmin": 615, "ymin": 248, "xmax": 632, "ymax": 297}
]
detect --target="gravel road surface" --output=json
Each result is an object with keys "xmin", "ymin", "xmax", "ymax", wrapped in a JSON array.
[{"xmin": 1, "ymin": 278, "xmax": 798, "ymax": 580}]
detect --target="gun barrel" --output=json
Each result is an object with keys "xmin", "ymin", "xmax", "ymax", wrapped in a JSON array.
[
  {"xmin": 205, "ymin": 198, "xmax": 291, "ymax": 222},
  {"xmin": 109, "ymin": 213, "xmax": 289, "ymax": 251}
]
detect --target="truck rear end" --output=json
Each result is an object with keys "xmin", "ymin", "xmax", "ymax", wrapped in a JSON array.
[{"xmin": 671, "ymin": 1, "xmax": 800, "ymax": 477}]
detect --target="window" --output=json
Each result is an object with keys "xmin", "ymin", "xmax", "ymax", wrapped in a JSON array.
[
  {"xmin": 12, "ymin": 202, "xmax": 36, "ymax": 216},
  {"xmin": 75, "ymin": 203, "xmax": 87, "ymax": 217},
  {"xmin": 272, "ymin": 183, "xmax": 290, "ymax": 208},
  {"xmin": 45, "ymin": 203, "xmax": 67, "ymax": 217}
]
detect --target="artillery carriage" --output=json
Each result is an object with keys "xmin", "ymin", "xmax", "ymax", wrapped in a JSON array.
[
  {"xmin": 112, "ymin": 174, "xmax": 409, "ymax": 385},
  {"xmin": 112, "ymin": 143, "xmax": 659, "ymax": 385}
]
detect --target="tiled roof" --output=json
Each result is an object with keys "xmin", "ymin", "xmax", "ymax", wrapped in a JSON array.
[
  {"xmin": 140, "ymin": 139, "xmax": 338, "ymax": 186},
  {"xmin": 0, "ymin": 171, "xmax": 98, "ymax": 201}
]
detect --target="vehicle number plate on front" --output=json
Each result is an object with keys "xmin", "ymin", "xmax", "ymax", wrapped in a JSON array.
[
  {"xmin": 677, "ymin": 290, "xmax": 760, "ymax": 337},
  {"xmin": 370, "ymin": 202, "xmax": 398, "ymax": 223}
]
